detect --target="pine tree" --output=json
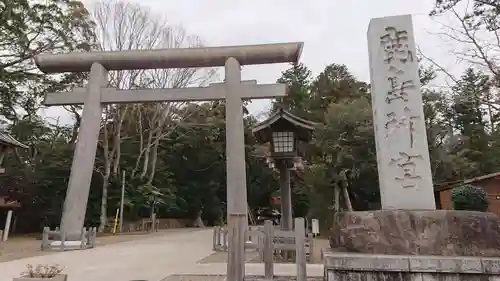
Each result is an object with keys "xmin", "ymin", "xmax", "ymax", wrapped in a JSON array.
[{"xmin": 272, "ymin": 62, "xmax": 313, "ymax": 118}]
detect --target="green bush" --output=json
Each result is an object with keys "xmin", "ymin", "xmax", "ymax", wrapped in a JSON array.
[{"xmin": 451, "ymin": 184, "xmax": 489, "ymax": 212}]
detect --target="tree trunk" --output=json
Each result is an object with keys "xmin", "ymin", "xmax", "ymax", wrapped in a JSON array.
[
  {"xmin": 146, "ymin": 135, "xmax": 160, "ymax": 185},
  {"xmin": 193, "ymin": 209, "xmax": 205, "ymax": 228},
  {"xmin": 342, "ymin": 185, "xmax": 353, "ymax": 212},
  {"xmin": 98, "ymin": 174, "xmax": 110, "ymax": 232},
  {"xmin": 99, "ymin": 106, "xmax": 112, "ymax": 233}
]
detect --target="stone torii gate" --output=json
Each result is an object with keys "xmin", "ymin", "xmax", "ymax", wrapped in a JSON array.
[{"xmin": 35, "ymin": 42, "xmax": 303, "ymax": 281}]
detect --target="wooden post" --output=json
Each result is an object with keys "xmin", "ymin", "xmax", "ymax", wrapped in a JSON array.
[
  {"xmin": 295, "ymin": 218, "xmax": 306, "ymax": 281},
  {"xmin": 85, "ymin": 228, "xmax": 90, "ymax": 248},
  {"xmin": 222, "ymin": 227, "xmax": 228, "ymax": 251},
  {"xmin": 151, "ymin": 213, "xmax": 157, "ymax": 232},
  {"xmin": 2, "ymin": 209, "xmax": 13, "ymax": 241},
  {"xmin": 279, "ymin": 162, "xmax": 293, "ymax": 230},
  {"xmin": 213, "ymin": 227, "xmax": 218, "ymax": 251},
  {"xmin": 91, "ymin": 227, "xmax": 95, "ymax": 247},
  {"xmin": 258, "ymin": 234, "xmax": 264, "ymax": 262},
  {"xmin": 217, "ymin": 227, "xmax": 221, "ymax": 250},
  {"xmin": 90, "ymin": 227, "xmax": 97, "ymax": 247},
  {"xmin": 263, "ymin": 220, "xmax": 274, "ymax": 280},
  {"xmin": 41, "ymin": 227, "xmax": 49, "ymax": 251},
  {"xmin": 60, "ymin": 231, "xmax": 66, "ymax": 251},
  {"xmin": 307, "ymin": 233, "xmax": 314, "ymax": 262},
  {"xmin": 80, "ymin": 228, "xmax": 87, "ymax": 249}
]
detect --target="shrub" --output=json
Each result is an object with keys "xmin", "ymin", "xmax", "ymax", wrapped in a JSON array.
[
  {"xmin": 451, "ymin": 184, "xmax": 489, "ymax": 212},
  {"xmin": 21, "ymin": 264, "xmax": 64, "ymax": 278}
]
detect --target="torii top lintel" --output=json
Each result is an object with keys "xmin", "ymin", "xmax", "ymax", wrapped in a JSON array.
[{"xmin": 35, "ymin": 42, "xmax": 304, "ymax": 74}]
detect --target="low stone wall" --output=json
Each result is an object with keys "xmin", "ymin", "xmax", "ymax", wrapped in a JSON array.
[
  {"xmin": 324, "ymin": 251, "xmax": 500, "ymax": 281},
  {"xmin": 157, "ymin": 218, "xmax": 192, "ymax": 229},
  {"xmin": 114, "ymin": 218, "xmax": 192, "ymax": 233}
]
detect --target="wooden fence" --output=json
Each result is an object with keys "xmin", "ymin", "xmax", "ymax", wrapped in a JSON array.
[
  {"xmin": 41, "ymin": 227, "xmax": 97, "ymax": 251},
  {"xmin": 212, "ymin": 225, "xmax": 279, "ymax": 252},
  {"xmin": 248, "ymin": 218, "xmax": 308, "ymax": 281},
  {"xmin": 213, "ymin": 225, "xmax": 228, "ymax": 251},
  {"xmin": 213, "ymin": 223, "xmax": 313, "ymax": 261},
  {"xmin": 212, "ymin": 218, "xmax": 311, "ymax": 281}
]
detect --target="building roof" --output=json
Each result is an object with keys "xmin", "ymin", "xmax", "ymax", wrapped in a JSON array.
[
  {"xmin": 252, "ymin": 109, "xmax": 316, "ymax": 144},
  {"xmin": 0, "ymin": 131, "xmax": 29, "ymax": 149},
  {"xmin": 435, "ymin": 171, "xmax": 500, "ymax": 192}
]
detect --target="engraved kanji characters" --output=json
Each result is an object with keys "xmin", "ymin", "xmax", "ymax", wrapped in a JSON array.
[
  {"xmin": 389, "ymin": 152, "xmax": 423, "ymax": 188},
  {"xmin": 380, "ymin": 26, "xmax": 414, "ymax": 65},
  {"xmin": 386, "ymin": 76, "xmax": 415, "ymax": 104},
  {"xmin": 379, "ymin": 25, "xmax": 423, "ymax": 189},
  {"xmin": 385, "ymin": 107, "xmax": 420, "ymax": 148}
]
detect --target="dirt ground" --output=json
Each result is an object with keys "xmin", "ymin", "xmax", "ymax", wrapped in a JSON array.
[
  {"xmin": 198, "ymin": 238, "xmax": 329, "ymax": 264},
  {"xmin": 162, "ymin": 275, "xmax": 323, "ymax": 281},
  {"xmin": 0, "ymin": 228, "xmax": 190, "ymax": 263}
]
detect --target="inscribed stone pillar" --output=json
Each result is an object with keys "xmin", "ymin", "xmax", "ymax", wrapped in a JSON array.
[{"xmin": 367, "ymin": 15, "xmax": 436, "ymax": 209}]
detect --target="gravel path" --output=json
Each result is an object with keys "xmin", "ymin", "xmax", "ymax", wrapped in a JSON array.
[{"xmin": 0, "ymin": 228, "xmax": 190, "ymax": 263}]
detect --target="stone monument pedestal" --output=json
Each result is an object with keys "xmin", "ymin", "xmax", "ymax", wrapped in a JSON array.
[
  {"xmin": 330, "ymin": 210, "xmax": 500, "ymax": 256},
  {"xmin": 324, "ymin": 210, "xmax": 500, "ymax": 281},
  {"xmin": 324, "ymin": 252, "xmax": 500, "ymax": 281}
]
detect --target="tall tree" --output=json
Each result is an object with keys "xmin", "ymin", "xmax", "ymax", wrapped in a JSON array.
[
  {"xmin": 272, "ymin": 63, "xmax": 313, "ymax": 118},
  {"xmin": 91, "ymin": 0, "xmax": 217, "ymax": 231},
  {"xmin": 0, "ymin": 0, "xmax": 95, "ymax": 125},
  {"xmin": 446, "ymin": 68, "xmax": 495, "ymax": 175},
  {"xmin": 308, "ymin": 64, "xmax": 369, "ymax": 122},
  {"xmin": 0, "ymin": 0, "xmax": 97, "ymax": 232},
  {"xmin": 430, "ymin": 0, "xmax": 500, "ymax": 87}
]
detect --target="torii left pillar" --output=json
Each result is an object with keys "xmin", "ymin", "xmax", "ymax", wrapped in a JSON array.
[{"xmin": 61, "ymin": 63, "xmax": 107, "ymax": 239}]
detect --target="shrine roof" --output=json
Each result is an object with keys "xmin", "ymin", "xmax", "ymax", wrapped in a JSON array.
[
  {"xmin": 252, "ymin": 109, "xmax": 316, "ymax": 144},
  {"xmin": 0, "ymin": 131, "xmax": 29, "ymax": 149},
  {"xmin": 435, "ymin": 171, "xmax": 500, "ymax": 191}
]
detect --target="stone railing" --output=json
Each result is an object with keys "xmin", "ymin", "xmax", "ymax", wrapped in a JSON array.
[{"xmin": 324, "ymin": 251, "xmax": 500, "ymax": 281}]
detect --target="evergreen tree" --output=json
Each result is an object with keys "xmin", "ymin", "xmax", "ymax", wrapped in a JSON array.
[{"xmin": 272, "ymin": 62, "xmax": 313, "ymax": 118}]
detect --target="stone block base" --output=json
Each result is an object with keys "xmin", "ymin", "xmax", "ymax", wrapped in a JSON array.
[
  {"xmin": 324, "ymin": 251, "xmax": 500, "ymax": 281},
  {"xmin": 41, "ymin": 226, "xmax": 96, "ymax": 251},
  {"xmin": 330, "ymin": 210, "xmax": 500, "ymax": 256},
  {"xmin": 50, "ymin": 240, "xmax": 86, "ymax": 250}
]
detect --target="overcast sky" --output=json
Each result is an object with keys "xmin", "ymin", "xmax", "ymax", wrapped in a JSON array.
[{"xmin": 43, "ymin": 0, "xmax": 460, "ymax": 122}]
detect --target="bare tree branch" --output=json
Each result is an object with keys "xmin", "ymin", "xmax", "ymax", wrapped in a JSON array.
[{"xmin": 91, "ymin": 0, "xmax": 218, "ymax": 227}]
